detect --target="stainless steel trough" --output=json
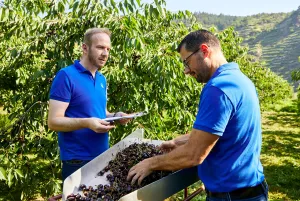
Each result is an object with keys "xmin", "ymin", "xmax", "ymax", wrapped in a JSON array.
[{"xmin": 62, "ymin": 129, "xmax": 199, "ymax": 201}]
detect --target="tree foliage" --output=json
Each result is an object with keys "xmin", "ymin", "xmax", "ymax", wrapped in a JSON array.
[
  {"xmin": 0, "ymin": 0, "xmax": 293, "ymax": 200},
  {"xmin": 291, "ymin": 56, "xmax": 300, "ymax": 82},
  {"xmin": 291, "ymin": 56, "xmax": 300, "ymax": 113}
]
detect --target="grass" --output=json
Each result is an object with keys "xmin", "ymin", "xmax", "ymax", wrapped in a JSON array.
[
  {"xmin": 168, "ymin": 107, "xmax": 300, "ymax": 200},
  {"xmin": 260, "ymin": 111, "xmax": 300, "ymax": 201},
  {"xmin": 263, "ymin": 97, "xmax": 299, "ymax": 113}
]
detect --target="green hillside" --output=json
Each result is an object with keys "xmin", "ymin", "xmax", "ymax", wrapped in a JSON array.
[
  {"xmin": 194, "ymin": 7, "xmax": 300, "ymax": 87},
  {"xmin": 251, "ymin": 9, "xmax": 300, "ymax": 84}
]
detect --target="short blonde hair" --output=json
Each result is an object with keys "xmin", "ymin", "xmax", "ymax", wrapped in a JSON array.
[{"xmin": 83, "ymin": 28, "xmax": 111, "ymax": 46}]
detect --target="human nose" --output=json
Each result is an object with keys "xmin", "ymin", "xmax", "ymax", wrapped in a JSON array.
[{"xmin": 102, "ymin": 49, "xmax": 109, "ymax": 56}]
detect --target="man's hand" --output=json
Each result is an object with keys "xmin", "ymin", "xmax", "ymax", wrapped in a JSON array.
[
  {"xmin": 115, "ymin": 112, "xmax": 132, "ymax": 125},
  {"xmin": 127, "ymin": 159, "xmax": 153, "ymax": 185},
  {"xmin": 158, "ymin": 140, "xmax": 177, "ymax": 153},
  {"xmin": 87, "ymin": 118, "xmax": 115, "ymax": 133}
]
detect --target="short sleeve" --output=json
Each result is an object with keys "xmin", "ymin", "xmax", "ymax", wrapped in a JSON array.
[
  {"xmin": 49, "ymin": 70, "xmax": 71, "ymax": 102},
  {"xmin": 193, "ymin": 86, "xmax": 233, "ymax": 136}
]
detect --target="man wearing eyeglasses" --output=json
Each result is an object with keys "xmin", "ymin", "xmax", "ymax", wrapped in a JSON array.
[{"xmin": 127, "ymin": 29, "xmax": 268, "ymax": 201}]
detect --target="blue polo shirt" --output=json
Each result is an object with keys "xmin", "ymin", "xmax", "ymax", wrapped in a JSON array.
[
  {"xmin": 49, "ymin": 60, "xmax": 108, "ymax": 161},
  {"xmin": 193, "ymin": 62, "xmax": 264, "ymax": 192}
]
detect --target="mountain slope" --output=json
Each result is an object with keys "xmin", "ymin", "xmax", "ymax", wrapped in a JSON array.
[
  {"xmin": 194, "ymin": 7, "xmax": 300, "ymax": 86},
  {"xmin": 251, "ymin": 8, "xmax": 300, "ymax": 83}
]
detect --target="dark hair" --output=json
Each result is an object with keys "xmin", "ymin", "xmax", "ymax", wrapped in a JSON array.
[{"xmin": 177, "ymin": 29, "xmax": 220, "ymax": 53}]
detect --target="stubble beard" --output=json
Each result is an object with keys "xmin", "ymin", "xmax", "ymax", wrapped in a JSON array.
[
  {"xmin": 196, "ymin": 58, "xmax": 211, "ymax": 83},
  {"xmin": 88, "ymin": 50, "xmax": 104, "ymax": 70}
]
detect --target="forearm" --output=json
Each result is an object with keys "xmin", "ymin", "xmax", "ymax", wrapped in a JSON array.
[
  {"xmin": 173, "ymin": 134, "xmax": 190, "ymax": 146},
  {"xmin": 149, "ymin": 143, "xmax": 196, "ymax": 171},
  {"xmin": 48, "ymin": 117, "xmax": 90, "ymax": 132},
  {"xmin": 149, "ymin": 130, "xmax": 219, "ymax": 171}
]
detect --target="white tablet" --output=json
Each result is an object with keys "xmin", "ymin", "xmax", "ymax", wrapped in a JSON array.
[{"xmin": 103, "ymin": 112, "xmax": 147, "ymax": 122}]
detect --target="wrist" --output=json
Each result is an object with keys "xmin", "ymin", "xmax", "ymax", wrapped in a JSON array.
[
  {"xmin": 80, "ymin": 118, "xmax": 90, "ymax": 128},
  {"xmin": 172, "ymin": 139, "xmax": 179, "ymax": 146},
  {"xmin": 173, "ymin": 138, "xmax": 184, "ymax": 146},
  {"xmin": 148, "ymin": 157, "xmax": 157, "ymax": 171}
]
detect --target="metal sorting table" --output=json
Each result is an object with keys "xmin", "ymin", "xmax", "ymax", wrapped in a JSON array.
[{"xmin": 62, "ymin": 129, "xmax": 200, "ymax": 201}]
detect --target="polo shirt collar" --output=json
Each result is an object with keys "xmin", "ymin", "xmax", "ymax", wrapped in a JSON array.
[
  {"xmin": 74, "ymin": 60, "xmax": 101, "ymax": 76},
  {"xmin": 211, "ymin": 62, "xmax": 239, "ymax": 79}
]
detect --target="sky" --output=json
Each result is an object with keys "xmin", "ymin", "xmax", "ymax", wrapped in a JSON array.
[{"xmin": 142, "ymin": 0, "xmax": 300, "ymax": 16}]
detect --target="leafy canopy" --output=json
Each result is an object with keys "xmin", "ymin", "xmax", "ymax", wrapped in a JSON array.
[{"xmin": 0, "ymin": 0, "xmax": 292, "ymax": 200}]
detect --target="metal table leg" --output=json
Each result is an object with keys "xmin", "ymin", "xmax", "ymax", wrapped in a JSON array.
[{"xmin": 183, "ymin": 185, "xmax": 205, "ymax": 201}]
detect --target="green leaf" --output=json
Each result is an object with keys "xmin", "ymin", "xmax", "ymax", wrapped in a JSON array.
[
  {"xmin": 110, "ymin": 0, "xmax": 116, "ymax": 8},
  {"xmin": 70, "ymin": 0, "xmax": 75, "ymax": 6},
  {"xmin": 7, "ymin": 170, "xmax": 13, "ymax": 187},
  {"xmin": 119, "ymin": 2, "xmax": 125, "ymax": 14},
  {"xmin": 127, "ymin": 3, "xmax": 134, "ymax": 12},
  {"xmin": 129, "ymin": 0, "xmax": 136, "ymax": 9},
  {"xmin": 15, "ymin": 169, "xmax": 24, "ymax": 178},
  {"xmin": 103, "ymin": 0, "xmax": 108, "ymax": 6},
  {"xmin": 152, "ymin": 7, "xmax": 159, "ymax": 17},
  {"xmin": 1, "ymin": 8, "xmax": 9, "ymax": 21},
  {"xmin": 11, "ymin": 49, "xmax": 18, "ymax": 58},
  {"xmin": 135, "ymin": 0, "xmax": 141, "ymax": 6},
  {"xmin": 73, "ymin": 1, "xmax": 79, "ymax": 11},
  {"xmin": 58, "ymin": 2, "xmax": 65, "ymax": 13},
  {"xmin": 0, "ymin": 8, "xmax": 3, "ymax": 20},
  {"xmin": 0, "ymin": 167, "xmax": 7, "ymax": 180},
  {"xmin": 149, "ymin": 5, "xmax": 153, "ymax": 17},
  {"xmin": 157, "ymin": 5, "xmax": 165, "ymax": 18}
]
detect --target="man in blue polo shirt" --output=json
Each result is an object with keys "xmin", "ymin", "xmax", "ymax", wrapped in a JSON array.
[
  {"xmin": 127, "ymin": 30, "xmax": 268, "ymax": 200},
  {"xmin": 48, "ymin": 28, "xmax": 132, "ymax": 181}
]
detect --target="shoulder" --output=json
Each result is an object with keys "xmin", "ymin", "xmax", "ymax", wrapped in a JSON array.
[
  {"xmin": 206, "ymin": 70, "xmax": 255, "ymax": 109},
  {"xmin": 201, "ymin": 85, "xmax": 230, "ymax": 105},
  {"xmin": 55, "ymin": 64, "xmax": 79, "ymax": 80},
  {"xmin": 209, "ymin": 69, "xmax": 249, "ymax": 95},
  {"xmin": 59, "ymin": 64, "xmax": 77, "ymax": 74}
]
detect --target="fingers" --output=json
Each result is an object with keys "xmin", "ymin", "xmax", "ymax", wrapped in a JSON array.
[
  {"xmin": 119, "ymin": 118, "xmax": 131, "ymax": 125},
  {"xmin": 131, "ymin": 172, "xmax": 140, "ymax": 185},
  {"xmin": 137, "ymin": 174, "xmax": 146, "ymax": 186},
  {"xmin": 95, "ymin": 119, "xmax": 115, "ymax": 132},
  {"xmin": 117, "ymin": 113, "xmax": 133, "ymax": 125},
  {"xmin": 88, "ymin": 118, "xmax": 115, "ymax": 133},
  {"xmin": 98, "ymin": 119, "xmax": 111, "ymax": 125},
  {"xmin": 100, "ymin": 125, "xmax": 115, "ymax": 132},
  {"xmin": 127, "ymin": 166, "xmax": 136, "ymax": 183},
  {"xmin": 127, "ymin": 162, "xmax": 152, "ymax": 186},
  {"xmin": 127, "ymin": 167, "xmax": 144, "ymax": 186}
]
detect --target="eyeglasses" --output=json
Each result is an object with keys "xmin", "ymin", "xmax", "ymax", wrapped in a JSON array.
[{"xmin": 183, "ymin": 48, "xmax": 200, "ymax": 70}]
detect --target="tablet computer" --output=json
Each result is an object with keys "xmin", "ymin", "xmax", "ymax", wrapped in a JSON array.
[{"xmin": 103, "ymin": 112, "xmax": 147, "ymax": 122}]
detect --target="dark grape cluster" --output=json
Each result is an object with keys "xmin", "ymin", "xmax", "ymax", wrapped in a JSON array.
[{"xmin": 66, "ymin": 143, "xmax": 172, "ymax": 201}]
